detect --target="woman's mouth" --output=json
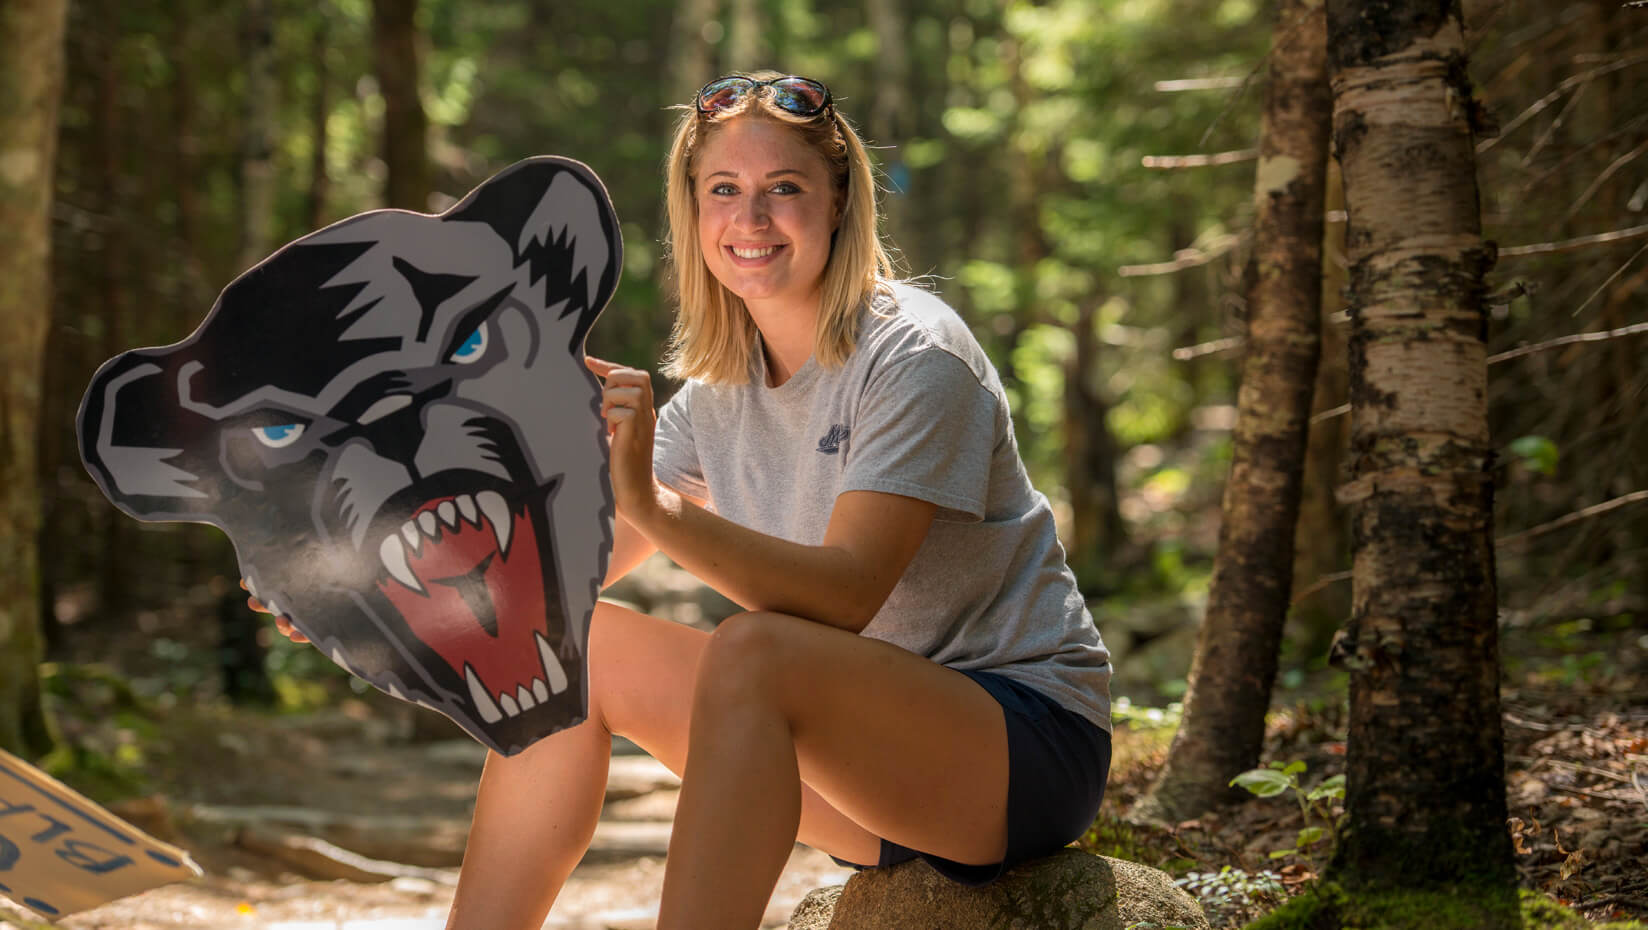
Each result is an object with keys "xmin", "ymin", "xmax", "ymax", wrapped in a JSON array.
[{"xmin": 728, "ymin": 244, "xmax": 783, "ymax": 264}]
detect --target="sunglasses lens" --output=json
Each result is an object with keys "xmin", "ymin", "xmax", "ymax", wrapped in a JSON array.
[
  {"xmin": 771, "ymin": 78, "xmax": 829, "ymax": 115},
  {"xmin": 698, "ymin": 77, "xmax": 752, "ymax": 113}
]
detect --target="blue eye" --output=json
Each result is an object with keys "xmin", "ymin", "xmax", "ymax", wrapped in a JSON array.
[
  {"xmin": 252, "ymin": 423, "xmax": 306, "ymax": 448},
  {"xmin": 450, "ymin": 322, "xmax": 489, "ymax": 364}
]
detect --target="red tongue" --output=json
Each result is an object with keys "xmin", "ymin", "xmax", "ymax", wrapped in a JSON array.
[{"xmin": 377, "ymin": 497, "xmax": 551, "ymax": 708}]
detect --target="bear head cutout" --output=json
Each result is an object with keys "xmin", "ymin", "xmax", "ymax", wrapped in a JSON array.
[{"xmin": 78, "ymin": 156, "xmax": 620, "ymax": 755}]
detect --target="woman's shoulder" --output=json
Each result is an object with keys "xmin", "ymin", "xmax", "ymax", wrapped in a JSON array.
[{"xmin": 856, "ymin": 280, "xmax": 998, "ymax": 389}]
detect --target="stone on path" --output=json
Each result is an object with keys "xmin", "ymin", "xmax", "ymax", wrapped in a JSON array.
[{"xmin": 787, "ymin": 848, "xmax": 1210, "ymax": 930}]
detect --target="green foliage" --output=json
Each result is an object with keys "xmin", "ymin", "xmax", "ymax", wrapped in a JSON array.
[
  {"xmin": 1111, "ymin": 694, "xmax": 1183, "ymax": 730},
  {"xmin": 1242, "ymin": 883, "xmax": 1647, "ymax": 930},
  {"xmin": 1177, "ymin": 865, "xmax": 1285, "ymax": 925},
  {"xmin": 37, "ymin": 664, "xmax": 156, "ymax": 801},
  {"xmin": 1229, "ymin": 760, "xmax": 1344, "ymax": 865},
  {"xmin": 1508, "ymin": 435, "xmax": 1560, "ymax": 477}
]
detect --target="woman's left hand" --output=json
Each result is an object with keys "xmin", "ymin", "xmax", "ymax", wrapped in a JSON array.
[{"xmin": 585, "ymin": 356, "xmax": 660, "ymax": 524}]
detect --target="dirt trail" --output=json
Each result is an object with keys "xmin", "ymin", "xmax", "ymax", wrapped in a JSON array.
[{"xmin": 2, "ymin": 722, "xmax": 852, "ymax": 930}]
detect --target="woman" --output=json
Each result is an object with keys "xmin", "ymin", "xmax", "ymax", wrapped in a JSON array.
[{"xmin": 263, "ymin": 72, "xmax": 1112, "ymax": 930}]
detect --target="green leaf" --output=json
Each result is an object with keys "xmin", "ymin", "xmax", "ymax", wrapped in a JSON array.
[
  {"xmin": 1282, "ymin": 760, "xmax": 1307, "ymax": 777},
  {"xmin": 1509, "ymin": 435, "xmax": 1559, "ymax": 476},
  {"xmin": 1269, "ymin": 849, "xmax": 1293, "ymax": 859},
  {"xmin": 1307, "ymin": 774, "xmax": 1346, "ymax": 801},
  {"xmin": 1298, "ymin": 826, "xmax": 1325, "ymax": 846},
  {"xmin": 1230, "ymin": 768, "xmax": 1291, "ymax": 797}
]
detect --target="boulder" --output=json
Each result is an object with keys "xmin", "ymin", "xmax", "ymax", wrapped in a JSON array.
[{"xmin": 787, "ymin": 848, "xmax": 1209, "ymax": 930}]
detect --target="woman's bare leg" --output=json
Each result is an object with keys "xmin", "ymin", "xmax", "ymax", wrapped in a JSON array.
[
  {"xmin": 445, "ymin": 602, "xmax": 884, "ymax": 930},
  {"xmin": 656, "ymin": 611, "xmax": 1010, "ymax": 930}
]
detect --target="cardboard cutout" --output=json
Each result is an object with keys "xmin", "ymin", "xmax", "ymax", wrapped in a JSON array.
[
  {"xmin": 78, "ymin": 157, "xmax": 620, "ymax": 755},
  {"xmin": 0, "ymin": 748, "xmax": 202, "ymax": 920}
]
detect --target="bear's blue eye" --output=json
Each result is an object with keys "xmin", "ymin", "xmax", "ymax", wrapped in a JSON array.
[
  {"xmin": 252, "ymin": 423, "xmax": 306, "ymax": 448},
  {"xmin": 450, "ymin": 322, "xmax": 489, "ymax": 365}
]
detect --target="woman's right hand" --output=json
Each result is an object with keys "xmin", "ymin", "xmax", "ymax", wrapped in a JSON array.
[{"xmin": 241, "ymin": 578, "xmax": 308, "ymax": 643}]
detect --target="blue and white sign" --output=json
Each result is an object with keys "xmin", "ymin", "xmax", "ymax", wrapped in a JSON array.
[{"xmin": 0, "ymin": 748, "xmax": 201, "ymax": 920}]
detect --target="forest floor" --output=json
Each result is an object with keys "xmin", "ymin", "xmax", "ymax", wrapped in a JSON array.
[
  {"xmin": 1083, "ymin": 618, "xmax": 1648, "ymax": 928},
  {"xmin": 2, "ymin": 576, "xmax": 1643, "ymax": 929}
]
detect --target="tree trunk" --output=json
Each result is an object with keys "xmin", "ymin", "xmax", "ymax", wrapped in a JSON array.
[
  {"xmin": 308, "ymin": 1, "xmax": 332, "ymax": 230},
  {"xmin": 668, "ymin": 0, "xmax": 720, "ymax": 102},
  {"xmin": 1326, "ymin": 0, "xmax": 1515, "ymax": 890},
  {"xmin": 1289, "ymin": 159, "xmax": 1351, "ymax": 657},
  {"xmin": 239, "ymin": 0, "xmax": 277, "ymax": 271},
  {"xmin": 1064, "ymin": 302, "xmax": 1126, "ymax": 595},
  {"xmin": 0, "ymin": 0, "xmax": 70, "ymax": 760},
  {"xmin": 95, "ymin": 0, "xmax": 130, "ymax": 614},
  {"xmin": 372, "ymin": 0, "xmax": 428, "ymax": 211},
  {"xmin": 1130, "ymin": 0, "xmax": 1330, "ymax": 824},
  {"xmin": 723, "ymin": 0, "xmax": 765, "ymax": 73},
  {"xmin": 866, "ymin": 0, "xmax": 912, "ymax": 254}
]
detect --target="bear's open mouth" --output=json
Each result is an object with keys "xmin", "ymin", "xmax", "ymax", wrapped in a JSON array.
[{"xmin": 373, "ymin": 484, "xmax": 570, "ymax": 724}]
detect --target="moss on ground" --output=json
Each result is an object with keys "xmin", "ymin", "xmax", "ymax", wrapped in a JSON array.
[{"xmin": 1244, "ymin": 883, "xmax": 1648, "ymax": 930}]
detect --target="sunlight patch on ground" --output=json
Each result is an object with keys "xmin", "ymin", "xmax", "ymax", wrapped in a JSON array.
[{"xmin": 263, "ymin": 918, "xmax": 447, "ymax": 930}]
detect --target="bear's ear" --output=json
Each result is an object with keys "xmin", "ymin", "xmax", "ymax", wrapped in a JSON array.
[
  {"xmin": 445, "ymin": 156, "xmax": 622, "ymax": 352},
  {"xmin": 78, "ymin": 351, "xmax": 219, "ymax": 523}
]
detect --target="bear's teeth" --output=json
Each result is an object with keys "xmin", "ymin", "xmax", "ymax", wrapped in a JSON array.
[
  {"xmin": 499, "ymin": 693, "xmax": 520, "ymax": 718},
  {"xmin": 515, "ymin": 684, "xmax": 536, "ymax": 711},
  {"xmin": 401, "ymin": 521, "xmax": 421, "ymax": 554},
  {"xmin": 532, "ymin": 678, "xmax": 550, "ymax": 704},
  {"xmin": 438, "ymin": 500, "xmax": 459, "ymax": 529},
  {"xmin": 477, "ymin": 491, "xmax": 512, "ymax": 557},
  {"xmin": 380, "ymin": 534, "xmax": 423, "ymax": 593},
  {"xmin": 466, "ymin": 666, "xmax": 503, "ymax": 723},
  {"xmin": 537, "ymin": 633, "xmax": 570, "ymax": 695},
  {"xmin": 418, "ymin": 511, "xmax": 439, "ymax": 539},
  {"xmin": 456, "ymin": 493, "xmax": 479, "ymax": 525}
]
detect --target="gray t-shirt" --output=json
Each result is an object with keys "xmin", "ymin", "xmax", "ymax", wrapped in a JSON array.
[{"xmin": 652, "ymin": 282, "xmax": 1112, "ymax": 731}]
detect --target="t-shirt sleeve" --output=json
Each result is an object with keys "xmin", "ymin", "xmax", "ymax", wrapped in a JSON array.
[
  {"xmin": 652, "ymin": 381, "xmax": 711, "ymax": 503},
  {"xmin": 840, "ymin": 348, "xmax": 998, "ymax": 522}
]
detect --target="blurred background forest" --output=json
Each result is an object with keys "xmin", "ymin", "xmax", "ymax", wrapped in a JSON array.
[
  {"xmin": 2, "ymin": 0, "xmax": 1646, "ymax": 924},
  {"xmin": 29, "ymin": 0, "xmax": 1643, "ymax": 711}
]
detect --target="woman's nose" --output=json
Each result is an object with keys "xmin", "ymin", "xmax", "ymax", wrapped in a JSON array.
[{"xmin": 736, "ymin": 194, "xmax": 770, "ymax": 228}]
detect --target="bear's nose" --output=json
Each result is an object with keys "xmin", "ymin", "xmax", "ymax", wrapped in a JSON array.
[{"xmin": 358, "ymin": 394, "xmax": 413, "ymax": 425}]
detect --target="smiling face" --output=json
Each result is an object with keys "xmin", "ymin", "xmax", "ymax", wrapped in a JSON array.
[{"xmin": 695, "ymin": 116, "xmax": 840, "ymax": 315}]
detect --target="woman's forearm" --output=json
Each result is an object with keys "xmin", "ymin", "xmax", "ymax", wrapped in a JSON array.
[{"xmin": 628, "ymin": 484, "xmax": 929, "ymax": 633}]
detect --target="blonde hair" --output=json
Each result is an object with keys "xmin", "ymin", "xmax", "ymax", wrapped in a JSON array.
[{"xmin": 662, "ymin": 72, "xmax": 895, "ymax": 384}]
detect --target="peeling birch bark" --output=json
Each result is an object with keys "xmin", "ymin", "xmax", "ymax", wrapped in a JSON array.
[{"xmin": 1325, "ymin": 0, "xmax": 1515, "ymax": 889}]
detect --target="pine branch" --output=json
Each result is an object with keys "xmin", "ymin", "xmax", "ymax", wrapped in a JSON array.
[
  {"xmin": 1141, "ymin": 148, "xmax": 1258, "ymax": 169},
  {"xmin": 1478, "ymin": 49, "xmax": 1648, "ymax": 153},
  {"xmin": 1497, "ymin": 491, "xmax": 1648, "ymax": 549},
  {"xmin": 1154, "ymin": 76, "xmax": 1246, "ymax": 92},
  {"xmin": 1117, "ymin": 233, "xmax": 1244, "ymax": 277},
  {"xmin": 1488, "ymin": 321, "xmax": 1648, "ymax": 364},
  {"xmin": 1498, "ymin": 221, "xmax": 1648, "ymax": 257}
]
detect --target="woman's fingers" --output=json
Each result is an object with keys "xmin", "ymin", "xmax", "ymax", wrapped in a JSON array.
[
  {"xmin": 244, "ymin": 578, "xmax": 308, "ymax": 642},
  {"xmin": 601, "ymin": 385, "xmax": 646, "ymax": 416},
  {"xmin": 274, "ymin": 615, "xmax": 309, "ymax": 644}
]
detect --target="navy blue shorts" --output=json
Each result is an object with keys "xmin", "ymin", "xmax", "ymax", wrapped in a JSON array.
[{"xmin": 830, "ymin": 668, "xmax": 1111, "ymax": 887}]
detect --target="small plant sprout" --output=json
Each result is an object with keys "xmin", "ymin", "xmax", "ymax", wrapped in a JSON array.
[{"xmin": 1229, "ymin": 759, "xmax": 1346, "ymax": 863}]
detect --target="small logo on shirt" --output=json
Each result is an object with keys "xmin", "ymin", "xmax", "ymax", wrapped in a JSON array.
[{"xmin": 816, "ymin": 424, "xmax": 850, "ymax": 455}]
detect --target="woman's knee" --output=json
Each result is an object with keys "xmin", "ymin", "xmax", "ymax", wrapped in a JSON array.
[
  {"xmin": 694, "ymin": 611, "xmax": 801, "ymax": 708},
  {"xmin": 587, "ymin": 601, "xmax": 695, "ymax": 732}
]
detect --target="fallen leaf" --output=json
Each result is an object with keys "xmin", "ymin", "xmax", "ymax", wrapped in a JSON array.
[{"xmin": 1559, "ymin": 849, "xmax": 1587, "ymax": 881}]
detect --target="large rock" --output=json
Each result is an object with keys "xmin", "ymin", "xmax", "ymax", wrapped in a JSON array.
[{"xmin": 787, "ymin": 848, "xmax": 1209, "ymax": 930}]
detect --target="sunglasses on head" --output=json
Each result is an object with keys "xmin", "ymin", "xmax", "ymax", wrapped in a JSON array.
[{"xmin": 695, "ymin": 75, "xmax": 833, "ymax": 118}]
